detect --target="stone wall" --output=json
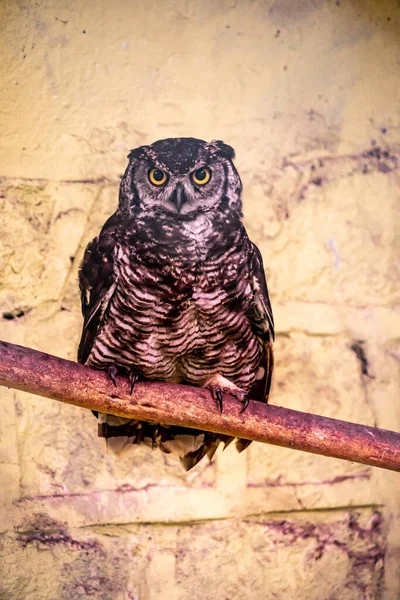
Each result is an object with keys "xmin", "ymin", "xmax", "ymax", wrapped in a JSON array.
[{"xmin": 0, "ymin": 1, "xmax": 399, "ymax": 598}]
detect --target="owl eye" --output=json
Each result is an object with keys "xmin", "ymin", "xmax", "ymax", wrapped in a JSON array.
[
  {"xmin": 191, "ymin": 167, "xmax": 211, "ymax": 186},
  {"xmin": 149, "ymin": 168, "xmax": 168, "ymax": 186}
]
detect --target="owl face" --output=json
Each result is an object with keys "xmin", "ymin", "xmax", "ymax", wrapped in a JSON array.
[
  {"xmin": 119, "ymin": 138, "xmax": 243, "ymax": 220},
  {"xmin": 131, "ymin": 156, "xmax": 227, "ymax": 217}
]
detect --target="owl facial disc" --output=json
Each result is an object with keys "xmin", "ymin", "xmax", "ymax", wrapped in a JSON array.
[{"xmin": 119, "ymin": 137, "xmax": 243, "ymax": 220}]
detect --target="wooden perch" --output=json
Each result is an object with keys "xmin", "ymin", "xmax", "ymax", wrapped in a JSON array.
[{"xmin": 0, "ymin": 339, "xmax": 399, "ymax": 472}]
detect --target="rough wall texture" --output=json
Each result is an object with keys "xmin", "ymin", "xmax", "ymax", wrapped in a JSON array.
[{"xmin": 0, "ymin": 1, "xmax": 400, "ymax": 598}]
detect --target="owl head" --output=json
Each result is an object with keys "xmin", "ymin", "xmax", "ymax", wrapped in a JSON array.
[{"xmin": 119, "ymin": 138, "xmax": 243, "ymax": 220}]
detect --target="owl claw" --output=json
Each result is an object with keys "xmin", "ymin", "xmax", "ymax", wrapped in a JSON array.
[
  {"xmin": 239, "ymin": 394, "xmax": 250, "ymax": 414},
  {"xmin": 128, "ymin": 368, "xmax": 139, "ymax": 395},
  {"xmin": 213, "ymin": 387, "xmax": 224, "ymax": 413},
  {"xmin": 107, "ymin": 365, "xmax": 118, "ymax": 387}
]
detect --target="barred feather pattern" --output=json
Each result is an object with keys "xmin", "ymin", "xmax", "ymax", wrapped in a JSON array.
[
  {"xmin": 78, "ymin": 138, "xmax": 274, "ymax": 470},
  {"xmin": 87, "ymin": 217, "xmax": 263, "ymax": 387}
]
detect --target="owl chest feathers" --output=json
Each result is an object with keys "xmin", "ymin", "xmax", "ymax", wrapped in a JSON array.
[{"xmin": 88, "ymin": 215, "xmax": 260, "ymax": 388}]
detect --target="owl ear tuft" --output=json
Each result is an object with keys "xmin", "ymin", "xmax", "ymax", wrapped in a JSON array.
[
  {"xmin": 127, "ymin": 145, "xmax": 149, "ymax": 161},
  {"xmin": 209, "ymin": 140, "xmax": 236, "ymax": 160}
]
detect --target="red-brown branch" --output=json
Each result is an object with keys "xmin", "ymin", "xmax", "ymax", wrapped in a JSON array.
[{"xmin": 0, "ymin": 340, "xmax": 399, "ymax": 471}]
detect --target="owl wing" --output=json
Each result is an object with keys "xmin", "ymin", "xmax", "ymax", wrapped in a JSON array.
[
  {"xmin": 247, "ymin": 242, "xmax": 275, "ymax": 403},
  {"xmin": 78, "ymin": 213, "xmax": 119, "ymax": 364}
]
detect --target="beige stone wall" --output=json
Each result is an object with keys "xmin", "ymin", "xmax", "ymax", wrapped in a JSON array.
[{"xmin": 1, "ymin": 0, "xmax": 400, "ymax": 598}]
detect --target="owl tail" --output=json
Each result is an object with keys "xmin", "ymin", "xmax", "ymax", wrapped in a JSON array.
[{"xmin": 95, "ymin": 412, "xmax": 233, "ymax": 470}]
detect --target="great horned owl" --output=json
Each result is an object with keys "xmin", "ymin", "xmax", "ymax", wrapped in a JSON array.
[{"xmin": 78, "ymin": 137, "xmax": 274, "ymax": 470}]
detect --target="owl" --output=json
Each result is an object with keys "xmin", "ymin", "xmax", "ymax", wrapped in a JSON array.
[{"xmin": 78, "ymin": 138, "xmax": 274, "ymax": 470}]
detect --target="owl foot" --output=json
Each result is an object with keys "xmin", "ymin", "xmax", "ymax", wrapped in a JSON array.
[
  {"xmin": 107, "ymin": 365, "xmax": 139, "ymax": 395},
  {"xmin": 204, "ymin": 374, "xmax": 248, "ymax": 414}
]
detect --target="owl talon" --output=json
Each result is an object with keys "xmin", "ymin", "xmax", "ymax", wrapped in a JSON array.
[
  {"xmin": 107, "ymin": 365, "xmax": 118, "ymax": 387},
  {"xmin": 213, "ymin": 387, "xmax": 224, "ymax": 413},
  {"xmin": 239, "ymin": 395, "xmax": 250, "ymax": 414},
  {"xmin": 128, "ymin": 368, "xmax": 139, "ymax": 395}
]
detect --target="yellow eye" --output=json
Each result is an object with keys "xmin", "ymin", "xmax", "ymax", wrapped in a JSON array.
[
  {"xmin": 191, "ymin": 167, "xmax": 211, "ymax": 186},
  {"xmin": 149, "ymin": 168, "xmax": 168, "ymax": 186}
]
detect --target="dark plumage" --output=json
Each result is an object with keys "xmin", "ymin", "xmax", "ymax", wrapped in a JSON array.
[{"xmin": 78, "ymin": 138, "xmax": 274, "ymax": 470}]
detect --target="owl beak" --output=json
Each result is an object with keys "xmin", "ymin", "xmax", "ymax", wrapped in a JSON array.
[{"xmin": 170, "ymin": 184, "xmax": 187, "ymax": 214}]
